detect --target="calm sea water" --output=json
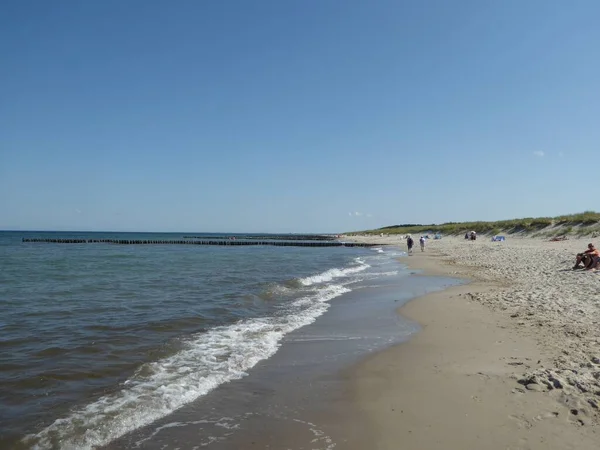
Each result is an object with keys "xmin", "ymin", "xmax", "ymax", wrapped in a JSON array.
[{"xmin": 0, "ymin": 231, "xmax": 405, "ymax": 449}]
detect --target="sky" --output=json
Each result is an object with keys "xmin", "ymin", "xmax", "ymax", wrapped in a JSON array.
[{"xmin": 1, "ymin": 0, "xmax": 599, "ymax": 233}]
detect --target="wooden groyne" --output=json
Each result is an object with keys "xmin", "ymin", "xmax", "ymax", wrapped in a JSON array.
[
  {"xmin": 182, "ymin": 234, "xmax": 338, "ymax": 241},
  {"xmin": 21, "ymin": 238, "xmax": 380, "ymax": 248}
]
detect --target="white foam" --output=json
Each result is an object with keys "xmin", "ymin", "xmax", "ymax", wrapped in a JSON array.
[
  {"xmin": 132, "ymin": 416, "xmax": 243, "ymax": 448},
  {"xmin": 299, "ymin": 258, "xmax": 369, "ymax": 286},
  {"xmin": 24, "ymin": 284, "xmax": 351, "ymax": 450},
  {"xmin": 292, "ymin": 418, "xmax": 337, "ymax": 450}
]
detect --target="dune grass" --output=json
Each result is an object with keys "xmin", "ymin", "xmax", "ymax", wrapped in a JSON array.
[{"xmin": 351, "ymin": 211, "xmax": 600, "ymax": 236}]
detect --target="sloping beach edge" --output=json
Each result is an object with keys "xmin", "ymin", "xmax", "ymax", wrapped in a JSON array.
[{"xmin": 344, "ymin": 241, "xmax": 598, "ymax": 450}]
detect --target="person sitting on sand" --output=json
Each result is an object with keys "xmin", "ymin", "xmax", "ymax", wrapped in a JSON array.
[
  {"xmin": 573, "ymin": 243, "xmax": 599, "ymax": 269},
  {"xmin": 584, "ymin": 245, "xmax": 600, "ymax": 271}
]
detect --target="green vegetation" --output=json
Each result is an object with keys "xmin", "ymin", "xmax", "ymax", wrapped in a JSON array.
[
  {"xmin": 350, "ymin": 211, "xmax": 600, "ymax": 236},
  {"xmin": 576, "ymin": 224, "xmax": 600, "ymax": 237},
  {"xmin": 555, "ymin": 211, "xmax": 600, "ymax": 225}
]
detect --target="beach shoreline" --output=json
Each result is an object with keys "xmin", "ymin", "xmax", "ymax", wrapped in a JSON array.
[
  {"xmin": 345, "ymin": 235, "xmax": 599, "ymax": 449},
  {"xmin": 10, "ymin": 231, "xmax": 599, "ymax": 449}
]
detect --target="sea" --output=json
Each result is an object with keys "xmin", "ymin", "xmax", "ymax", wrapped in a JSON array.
[{"xmin": 0, "ymin": 231, "xmax": 461, "ymax": 449}]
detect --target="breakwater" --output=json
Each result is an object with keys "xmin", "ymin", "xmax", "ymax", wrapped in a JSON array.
[
  {"xmin": 182, "ymin": 235, "xmax": 337, "ymax": 241},
  {"xmin": 21, "ymin": 238, "xmax": 379, "ymax": 248}
]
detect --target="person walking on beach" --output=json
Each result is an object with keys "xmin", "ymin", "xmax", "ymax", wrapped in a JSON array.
[
  {"xmin": 407, "ymin": 235, "xmax": 414, "ymax": 255},
  {"xmin": 419, "ymin": 236, "xmax": 426, "ymax": 252}
]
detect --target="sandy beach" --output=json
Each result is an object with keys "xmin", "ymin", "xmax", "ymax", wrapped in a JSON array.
[{"xmin": 346, "ymin": 234, "xmax": 600, "ymax": 449}]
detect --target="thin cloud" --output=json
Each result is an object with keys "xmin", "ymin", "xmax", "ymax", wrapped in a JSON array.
[
  {"xmin": 348, "ymin": 211, "xmax": 365, "ymax": 217},
  {"xmin": 533, "ymin": 151, "xmax": 545, "ymax": 157}
]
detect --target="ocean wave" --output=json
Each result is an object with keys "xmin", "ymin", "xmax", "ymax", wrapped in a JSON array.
[
  {"xmin": 23, "ymin": 284, "xmax": 351, "ymax": 450},
  {"xmin": 298, "ymin": 258, "xmax": 370, "ymax": 286}
]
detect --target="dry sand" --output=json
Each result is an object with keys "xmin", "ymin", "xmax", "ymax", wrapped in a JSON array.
[{"xmin": 345, "ymin": 234, "xmax": 600, "ymax": 449}]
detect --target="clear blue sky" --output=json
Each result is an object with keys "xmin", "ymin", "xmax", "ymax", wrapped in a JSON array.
[{"xmin": 1, "ymin": 0, "xmax": 598, "ymax": 233}]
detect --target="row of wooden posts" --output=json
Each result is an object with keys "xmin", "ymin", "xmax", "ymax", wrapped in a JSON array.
[
  {"xmin": 182, "ymin": 235, "xmax": 337, "ymax": 241},
  {"xmin": 21, "ymin": 238, "xmax": 379, "ymax": 248}
]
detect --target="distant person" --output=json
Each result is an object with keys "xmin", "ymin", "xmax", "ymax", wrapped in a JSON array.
[
  {"xmin": 574, "ymin": 243, "xmax": 599, "ymax": 269},
  {"xmin": 407, "ymin": 236, "xmax": 414, "ymax": 255},
  {"xmin": 419, "ymin": 236, "xmax": 426, "ymax": 252},
  {"xmin": 465, "ymin": 232, "xmax": 470, "ymax": 240}
]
